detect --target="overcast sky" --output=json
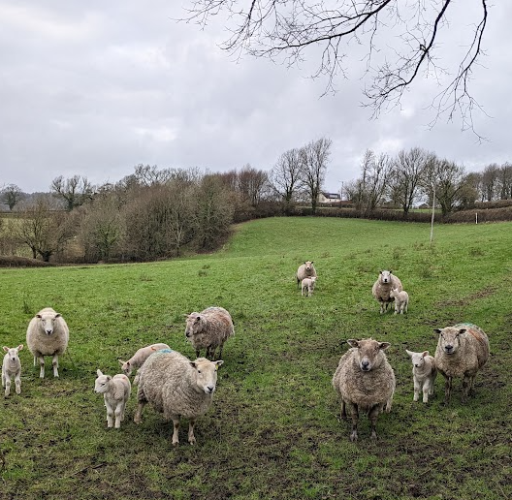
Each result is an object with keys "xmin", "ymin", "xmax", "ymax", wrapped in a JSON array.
[{"xmin": 0, "ymin": 1, "xmax": 510, "ymax": 194}]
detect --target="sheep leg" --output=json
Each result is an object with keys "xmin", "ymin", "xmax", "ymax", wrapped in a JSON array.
[
  {"xmin": 368, "ymin": 404, "xmax": 381, "ymax": 440},
  {"xmin": 379, "ymin": 301, "xmax": 385, "ymax": 314},
  {"xmin": 188, "ymin": 418, "xmax": 196, "ymax": 445},
  {"xmin": 15, "ymin": 373, "xmax": 21, "ymax": 394},
  {"xmin": 134, "ymin": 401, "xmax": 146, "ymax": 424},
  {"xmin": 195, "ymin": 349, "xmax": 201, "ymax": 358},
  {"xmin": 422, "ymin": 381, "xmax": 430, "ymax": 403},
  {"xmin": 1, "ymin": 372, "xmax": 5, "ymax": 388},
  {"xmin": 348, "ymin": 403, "xmax": 359, "ymax": 442},
  {"xmin": 444, "ymin": 376, "xmax": 453, "ymax": 405},
  {"xmin": 106, "ymin": 404, "xmax": 114, "ymax": 428},
  {"xmin": 4, "ymin": 376, "xmax": 11, "ymax": 397},
  {"xmin": 114, "ymin": 403, "xmax": 123, "ymax": 429},
  {"xmin": 171, "ymin": 416, "xmax": 180, "ymax": 446},
  {"xmin": 217, "ymin": 345, "xmax": 224, "ymax": 361},
  {"xmin": 38, "ymin": 356, "xmax": 45, "ymax": 378},
  {"xmin": 340, "ymin": 400, "xmax": 347, "ymax": 421},
  {"xmin": 52, "ymin": 355, "xmax": 59, "ymax": 378},
  {"xmin": 413, "ymin": 379, "xmax": 421, "ymax": 402},
  {"xmin": 461, "ymin": 376, "xmax": 473, "ymax": 403}
]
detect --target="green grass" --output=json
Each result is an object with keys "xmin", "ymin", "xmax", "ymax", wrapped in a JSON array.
[{"xmin": 1, "ymin": 217, "xmax": 512, "ymax": 499}]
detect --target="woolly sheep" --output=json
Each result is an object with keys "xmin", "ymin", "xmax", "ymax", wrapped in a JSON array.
[
  {"xmin": 301, "ymin": 276, "xmax": 317, "ymax": 297},
  {"xmin": 405, "ymin": 350, "xmax": 437, "ymax": 403},
  {"xmin": 434, "ymin": 323, "xmax": 490, "ymax": 404},
  {"xmin": 184, "ymin": 307, "xmax": 234, "ymax": 360},
  {"xmin": 134, "ymin": 349, "xmax": 223, "ymax": 446},
  {"xmin": 26, "ymin": 307, "xmax": 69, "ymax": 378},
  {"xmin": 332, "ymin": 338, "xmax": 395, "ymax": 441},
  {"xmin": 390, "ymin": 288, "xmax": 409, "ymax": 314},
  {"xmin": 118, "ymin": 343, "xmax": 171, "ymax": 376},
  {"xmin": 2, "ymin": 345, "xmax": 23, "ymax": 397},
  {"xmin": 372, "ymin": 270, "xmax": 403, "ymax": 314},
  {"xmin": 296, "ymin": 261, "xmax": 317, "ymax": 287},
  {"xmin": 94, "ymin": 369, "xmax": 131, "ymax": 429}
]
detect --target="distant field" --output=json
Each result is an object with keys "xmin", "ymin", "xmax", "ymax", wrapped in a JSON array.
[{"xmin": 1, "ymin": 217, "xmax": 511, "ymax": 499}]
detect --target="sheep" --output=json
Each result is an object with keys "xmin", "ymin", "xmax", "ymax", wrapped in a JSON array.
[
  {"xmin": 26, "ymin": 307, "xmax": 69, "ymax": 378},
  {"xmin": 296, "ymin": 261, "xmax": 317, "ymax": 287},
  {"xmin": 434, "ymin": 323, "xmax": 490, "ymax": 404},
  {"xmin": 301, "ymin": 276, "xmax": 317, "ymax": 297},
  {"xmin": 332, "ymin": 338, "xmax": 395, "ymax": 441},
  {"xmin": 94, "ymin": 370, "xmax": 131, "ymax": 429},
  {"xmin": 118, "ymin": 343, "xmax": 171, "ymax": 376},
  {"xmin": 184, "ymin": 307, "xmax": 234, "ymax": 360},
  {"xmin": 134, "ymin": 349, "xmax": 223, "ymax": 446},
  {"xmin": 390, "ymin": 288, "xmax": 409, "ymax": 314},
  {"xmin": 372, "ymin": 270, "xmax": 403, "ymax": 314},
  {"xmin": 405, "ymin": 350, "xmax": 437, "ymax": 403},
  {"xmin": 2, "ymin": 345, "xmax": 23, "ymax": 397}
]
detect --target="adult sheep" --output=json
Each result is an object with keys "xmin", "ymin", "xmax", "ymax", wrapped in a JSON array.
[
  {"xmin": 296, "ymin": 261, "xmax": 317, "ymax": 287},
  {"xmin": 434, "ymin": 323, "xmax": 490, "ymax": 404},
  {"xmin": 26, "ymin": 307, "xmax": 69, "ymax": 378},
  {"xmin": 134, "ymin": 349, "xmax": 223, "ymax": 446},
  {"xmin": 332, "ymin": 338, "xmax": 395, "ymax": 441},
  {"xmin": 372, "ymin": 270, "xmax": 403, "ymax": 314},
  {"xmin": 184, "ymin": 307, "xmax": 234, "ymax": 360}
]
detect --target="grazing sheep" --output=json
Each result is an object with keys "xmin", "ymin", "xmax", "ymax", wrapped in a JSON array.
[
  {"xmin": 184, "ymin": 307, "xmax": 234, "ymax": 360},
  {"xmin": 332, "ymin": 338, "xmax": 395, "ymax": 441},
  {"xmin": 134, "ymin": 349, "xmax": 223, "ymax": 446},
  {"xmin": 296, "ymin": 261, "xmax": 317, "ymax": 287},
  {"xmin": 372, "ymin": 270, "xmax": 403, "ymax": 314},
  {"xmin": 118, "ymin": 343, "xmax": 171, "ymax": 376},
  {"xmin": 434, "ymin": 323, "xmax": 490, "ymax": 404},
  {"xmin": 94, "ymin": 370, "xmax": 131, "ymax": 429},
  {"xmin": 405, "ymin": 350, "xmax": 437, "ymax": 403},
  {"xmin": 301, "ymin": 276, "xmax": 317, "ymax": 297},
  {"xmin": 390, "ymin": 288, "xmax": 409, "ymax": 314},
  {"xmin": 2, "ymin": 345, "xmax": 23, "ymax": 397},
  {"xmin": 26, "ymin": 307, "xmax": 69, "ymax": 378}
]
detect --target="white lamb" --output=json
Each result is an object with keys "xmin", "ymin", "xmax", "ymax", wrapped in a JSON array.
[
  {"xmin": 301, "ymin": 276, "xmax": 317, "ymax": 297},
  {"xmin": 390, "ymin": 288, "xmax": 409, "ymax": 314},
  {"xmin": 118, "ymin": 343, "xmax": 171, "ymax": 376},
  {"xmin": 134, "ymin": 349, "xmax": 223, "ymax": 446},
  {"xmin": 94, "ymin": 369, "xmax": 131, "ymax": 429},
  {"xmin": 2, "ymin": 345, "xmax": 23, "ymax": 397},
  {"xmin": 296, "ymin": 261, "xmax": 317, "ymax": 287},
  {"xmin": 405, "ymin": 350, "xmax": 437, "ymax": 403},
  {"xmin": 26, "ymin": 307, "xmax": 69, "ymax": 378}
]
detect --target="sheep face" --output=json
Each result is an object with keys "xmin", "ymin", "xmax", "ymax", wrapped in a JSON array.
[
  {"xmin": 379, "ymin": 270, "xmax": 393, "ymax": 284},
  {"xmin": 406, "ymin": 350, "xmax": 429, "ymax": 368},
  {"xmin": 347, "ymin": 339, "xmax": 391, "ymax": 372},
  {"xmin": 304, "ymin": 261, "xmax": 314, "ymax": 272},
  {"xmin": 184, "ymin": 313, "xmax": 202, "ymax": 338},
  {"xmin": 3, "ymin": 345, "xmax": 23, "ymax": 362},
  {"xmin": 94, "ymin": 370, "xmax": 112, "ymax": 394},
  {"xmin": 36, "ymin": 313, "xmax": 61, "ymax": 335},
  {"xmin": 435, "ymin": 327, "xmax": 466, "ymax": 356},
  {"xmin": 190, "ymin": 358, "xmax": 223, "ymax": 395},
  {"xmin": 118, "ymin": 360, "xmax": 131, "ymax": 376}
]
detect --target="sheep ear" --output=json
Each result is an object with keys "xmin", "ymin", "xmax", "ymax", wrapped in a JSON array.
[
  {"xmin": 347, "ymin": 339, "xmax": 359, "ymax": 348},
  {"xmin": 195, "ymin": 316, "xmax": 201, "ymax": 323},
  {"xmin": 96, "ymin": 369, "xmax": 103, "ymax": 377},
  {"xmin": 183, "ymin": 314, "xmax": 190, "ymax": 318},
  {"xmin": 379, "ymin": 342, "xmax": 391, "ymax": 351},
  {"xmin": 2, "ymin": 346, "xmax": 8, "ymax": 352},
  {"xmin": 18, "ymin": 345, "xmax": 24, "ymax": 351},
  {"xmin": 434, "ymin": 328, "xmax": 442, "ymax": 335},
  {"xmin": 36, "ymin": 314, "xmax": 42, "ymax": 319},
  {"xmin": 422, "ymin": 351, "xmax": 429, "ymax": 357},
  {"xmin": 55, "ymin": 313, "xmax": 61, "ymax": 318},
  {"xmin": 389, "ymin": 270, "xmax": 393, "ymax": 274},
  {"xmin": 118, "ymin": 359, "xmax": 125, "ymax": 366},
  {"xmin": 190, "ymin": 361, "xmax": 197, "ymax": 369},
  {"xmin": 405, "ymin": 349, "xmax": 413, "ymax": 357},
  {"xmin": 457, "ymin": 329, "xmax": 466, "ymax": 336},
  {"xmin": 214, "ymin": 360, "xmax": 224, "ymax": 370}
]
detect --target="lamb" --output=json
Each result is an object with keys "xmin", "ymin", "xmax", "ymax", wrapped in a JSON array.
[
  {"xmin": 332, "ymin": 338, "xmax": 395, "ymax": 441},
  {"xmin": 296, "ymin": 261, "xmax": 317, "ymax": 287},
  {"xmin": 184, "ymin": 307, "xmax": 234, "ymax": 360},
  {"xmin": 134, "ymin": 349, "xmax": 223, "ymax": 446},
  {"xmin": 372, "ymin": 270, "xmax": 403, "ymax": 314},
  {"xmin": 301, "ymin": 276, "xmax": 317, "ymax": 297},
  {"xmin": 94, "ymin": 370, "xmax": 131, "ymax": 428},
  {"xmin": 405, "ymin": 350, "xmax": 437, "ymax": 403},
  {"xmin": 26, "ymin": 307, "xmax": 69, "ymax": 378},
  {"xmin": 434, "ymin": 323, "xmax": 490, "ymax": 404},
  {"xmin": 2, "ymin": 345, "xmax": 23, "ymax": 397},
  {"xmin": 390, "ymin": 288, "xmax": 409, "ymax": 314},
  {"xmin": 118, "ymin": 343, "xmax": 171, "ymax": 376}
]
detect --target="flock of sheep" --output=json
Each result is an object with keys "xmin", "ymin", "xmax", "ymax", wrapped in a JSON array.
[{"xmin": 2, "ymin": 264, "xmax": 490, "ymax": 444}]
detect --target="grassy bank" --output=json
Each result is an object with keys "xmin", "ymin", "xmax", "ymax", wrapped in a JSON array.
[{"xmin": 1, "ymin": 217, "xmax": 511, "ymax": 499}]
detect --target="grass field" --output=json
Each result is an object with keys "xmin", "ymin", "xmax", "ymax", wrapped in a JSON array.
[{"xmin": 1, "ymin": 217, "xmax": 511, "ymax": 500}]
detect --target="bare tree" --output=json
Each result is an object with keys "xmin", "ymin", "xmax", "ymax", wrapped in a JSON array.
[
  {"xmin": 425, "ymin": 159, "xmax": 466, "ymax": 216},
  {"xmin": 270, "ymin": 148, "xmax": 303, "ymax": 214},
  {"xmin": 184, "ymin": 0, "xmax": 489, "ymax": 131},
  {"xmin": 1, "ymin": 184, "xmax": 23, "ymax": 211},
  {"xmin": 390, "ymin": 148, "xmax": 433, "ymax": 215},
  {"xmin": 481, "ymin": 164, "xmax": 499, "ymax": 202},
  {"xmin": 51, "ymin": 175, "xmax": 95, "ymax": 211},
  {"xmin": 497, "ymin": 163, "xmax": 512, "ymax": 200},
  {"xmin": 237, "ymin": 164, "xmax": 271, "ymax": 207},
  {"xmin": 300, "ymin": 137, "xmax": 332, "ymax": 214}
]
